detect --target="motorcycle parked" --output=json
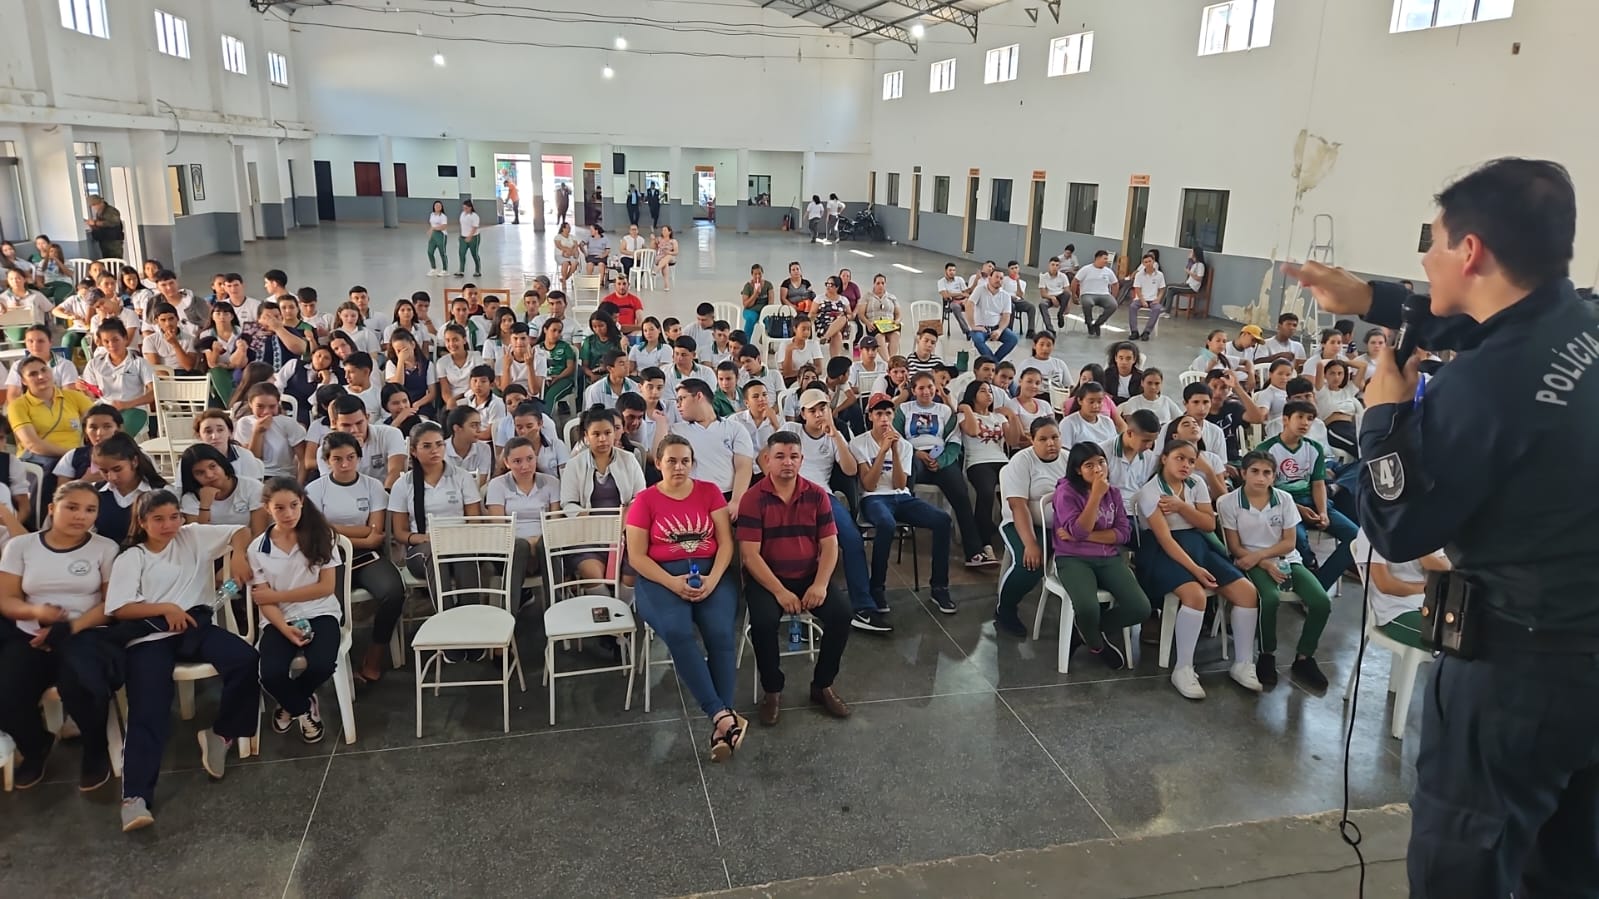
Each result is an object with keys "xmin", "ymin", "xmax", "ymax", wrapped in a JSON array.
[{"xmin": 836, "ymin": 204, "xmax": 886, "ymax": 242}]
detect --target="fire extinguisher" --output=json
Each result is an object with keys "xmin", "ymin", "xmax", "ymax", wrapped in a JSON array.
[{"xmin": 782, "ymin": 214, "xmax": 792, "ymax": 231}]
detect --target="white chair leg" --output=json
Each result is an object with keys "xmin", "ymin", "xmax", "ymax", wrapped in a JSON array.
[
  {"xmin": 1342, "ymin": 649, "xmax": 1362, "ymax": 704},
  {"xmin": 334, "ymin": 658, "xmax": 358, "ymax": 745},
  {"xmin": 1159, "ymin": 594, "xmax": 1178, "ymax": 669},
  {"xmin": 1391, "ymin": 652, "xmax": 1424, "ymax": 741},
  {"xmin": 414, "ymin": 649, "xmax": 425, "ymax": 739},
  {"xmin": 1122, "ymin": 627, "xmax": 1134, "ymax": 664},
  {"xmin": 546, "ymin": 644, "xmax": 557, "ymax": 726},
  {"xmin": 178, "ymin": 680, "xmax": 196, "ymax": 720},
  {"xmin": 42, "ymin": 692, "xmax": 65, "ymax": 734},
  {"xmin": 1056, "ymin": 600, "xmax": 1076, "ymax": 675},
  {"xmin": 643, "ymin": 629, "xmax": 653, "ymax": 713},
  {"xmin": 1031, "ymin": 587, "xmax": 1050, "ymax": 641},
  {"xmin": 1, "ymin": 744, "xmax": 12, "ymax": 792},
  {"xmin": 502, "ymin": 646, "xmax": 511, "ymax": 734},
  {"xmin": 106, "ymin": 703, "xmax": 124, "ymax": 777},
  {"xmin": 622, "ymin": 631, "xmax": 636, "ymax": 712},
  {"xmin": 389, "ymin": 629, "xmax": 405, "ymax": 669},
  {"xmin": 735, "ymin": 609, "xmax": 750, "ymax": 668}
]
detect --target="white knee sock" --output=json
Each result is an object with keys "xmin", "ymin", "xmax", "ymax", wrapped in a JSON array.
[
  {"xmin": 1174, "ymin": 606, "xmax": 1205, "ymax": 670},
  {"xmin": 617, "ymin": 583, "xmax": 635, "ymax": 604},
  {"xmin": 1231, "ymin": 606, "xmax": 1259, "ymax": 662}
]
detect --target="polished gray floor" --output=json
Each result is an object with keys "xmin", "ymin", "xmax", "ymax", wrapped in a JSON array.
[{"xmin": 1, "ymin": 223, "xmax": 1415, "ymax": 897}]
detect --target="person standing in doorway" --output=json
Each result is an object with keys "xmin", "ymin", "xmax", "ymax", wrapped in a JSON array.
[
  {"xmin": 426, "ymin": 201, "xmax": 450, "ymax": 277},
  {"xmin": 626, "ymin": 185, "xmax": 642, "ymax": 227},
  {"xmin": 84, "ymin": 195, "xmax": 125, "ymax": 261},
  {"xmin": 504, "ymin": 178, "xmax": 520, "ymax": 225},
  {"xmin": 555, "ymin": 182, "xmax": 571, "ymax": 228},
  {"xmin": 456, "ymin": 200, "xmax": 482, "ymax": 278},
  {"xmin": 645, "ymin": 183, "xmax": 662, "ymax": 228}
]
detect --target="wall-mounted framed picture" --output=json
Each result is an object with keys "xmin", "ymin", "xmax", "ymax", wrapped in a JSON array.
[{"xmin": 190, "ymin": 164, "xmax": 206, "ymax": 201}]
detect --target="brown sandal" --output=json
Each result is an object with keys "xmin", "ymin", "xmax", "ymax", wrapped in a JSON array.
[{"xmin": 709, "ymin": 710, "xmax": 741, "ymax": 763}]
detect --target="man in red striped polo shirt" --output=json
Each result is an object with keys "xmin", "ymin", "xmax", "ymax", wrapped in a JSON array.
[{"xmin": 737, "ymin": 430, "xmax": 854, "ymax": 727}]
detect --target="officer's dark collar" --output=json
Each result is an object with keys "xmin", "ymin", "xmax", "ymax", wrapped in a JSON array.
[{"xmin": 1460, "ymin": 279, "xmax": 1575, "ymax": 349}]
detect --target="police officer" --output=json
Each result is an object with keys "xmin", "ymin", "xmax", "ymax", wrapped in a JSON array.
[{"xmin": 1285, "ymin": 158, "xmax": 1599, "ymax": 898}]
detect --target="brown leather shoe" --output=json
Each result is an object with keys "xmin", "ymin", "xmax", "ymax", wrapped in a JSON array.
[
  {"xmin": 809, "ymin": 686, "xmax": 852, "ymax": 719},
  {"xmin": 758, "ymin": 692, "xmax": 781, "ymax": 727}
]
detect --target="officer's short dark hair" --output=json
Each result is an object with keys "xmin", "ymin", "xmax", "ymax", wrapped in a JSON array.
[{"xmin": 1435, "ymin": 158, "xmax": 1575, "ymax": 289}]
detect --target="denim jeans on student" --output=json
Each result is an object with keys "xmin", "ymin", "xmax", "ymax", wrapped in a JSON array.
[
  {"xmin": 828, "ymin": 494, "xmax": 874, "ymax": 613},
  {"xmin": 860, "ymin": 493, "xmax": 951, "ymax": 592},
  {"xmin": 1296, "ymin": 507, "xmax": 1359, "ymax": 591},
  {"xmin": 633, "ymin": 559, "xmax": 738, "ymax": 720},
  {"xmin": 970, "ymin": 326, "xmax": 1018, "ymax": 361}
]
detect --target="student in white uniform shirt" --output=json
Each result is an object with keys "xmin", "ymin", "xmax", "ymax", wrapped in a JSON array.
[
  {"xmin": 177, "ymin": 444, "xmax": 267, "ymax": 534},
  {"xmin": 993, "ymin": 419, "xmax": 1071, "ymax": 637},
  {"xmin": 191, "ymin": 409, "xmax": 268, "ymax": 484},
  {"xmin": 508, "ymin": 402, "xmax": 571, "ymax": 477},
  {"xmin": 107, "ymin": 492, "xmax": 256, "ymax": 832},
  {"xmin": 664, "ymin": 378, "xmax": 754, "ymax": 509},
  {"xmin": 1037, "ymin": 257, "xmax": 1071, "ymax": 332},
  {"xmin": 445, "ymin": 406, "xmax": 495, "ymax": 482},
  {"xmin": 1118, "ymin": 369, "xmax": 1184, "ymax": 425},
  {"xmin": 82, "ymin": 319, "xmax": 156, "ymax": 436},
  {"xmin": 1072, "ymin": 250, "xmax": 1121, "ymax": 337},
  {"xmin": 306, "ymin": 432, "xmax": 405, "ymax": 683},
  {"xmin": 320, "ymin": 396, "xmax": 408, "ymax": 488},
  {"xmin": 426, "ymin": 200, "xmax": 451, "ymax": 275},
  {"xmin": 895, "ymin": 374, "xmax": 990, "ymax": 568},
  {"xmin": 1252, "ymin": 359, "xmax": 1295, "ymax": 421},
  {"xmin": 731, "ymin": 381, "xmax": 784, "ymax": 461},
  {"xmin": 851, "ymin": 397, "xmax": 956, "ymax": 611},
  {"xmin": 456, "ymin": 199, "xmax": 483, "ymax": 277},
  {"xmin": 460, "ymin": 364, "xmax": 508, "ymax": 436},
  {"xmin": 90, "ymin": 434, "xmax": 167, "ymax": 541},
  {"xmin": 1060, "ymin": 382, "xmax": 1119, "ymax": 448},
  {"xmin": 219, "ymin": 273, "xmax": 261, "ymax": 324},
  {"xmin": 1100, "ymin": 409, "xmax": 1162, "ymax": 518},
  {"xmin": 2, "ymin": 326, "xmax": 80, "ymax": 402},
  {"xmin": 1127, "ymin": 253, "xmax": 1167, "ymax": 341},
  {"xmin": 1352, "ymin": 528, "xmax": 1452, "ymax": 651},
  {"xmin": 434, "ymin": 323, "xmax": 483, "ymax": 410},
  {"xmin": 141, "ymin": 304, "xmax": 200, "ymax": 372},
  {"xmin": 1257, "ymin": 312, "xmax": 1308, "ymax": 370},
  {"xmin": 0, "ymin": 480, "xmax": 121, "ymax": 791},
  {"xmin": 583, "ymin": 351, "xmax": 637, "ymax": 411},
  {"xmin": 251, "ymin": 479, "xmax": 344, "ymax": 744},
  {"xmin": 1164, "ymin": 415, "xmax": 1230, "ymax": 503},
  {"xmin": 389, "ymin": 423, "xmax": 484, "ymax": 610},
  {"xmin": 234, "ymin": 383, "xmax": 309, "ymax": 481},
  {"xmin": 629, "ymin": 318, "xmax": 674, "ymax": 375},
  {"xmin": 484, "ymin": 435, "xmax": 562, "ymax": 601}
]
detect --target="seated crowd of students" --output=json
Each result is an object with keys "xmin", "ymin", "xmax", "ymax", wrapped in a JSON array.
[{"xmin": 0, "ymin": 255, "xmax": 1432, "ymax": 831}]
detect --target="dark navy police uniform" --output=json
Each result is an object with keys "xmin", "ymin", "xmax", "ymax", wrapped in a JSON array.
[{"xmin": 1358, "ymin": 277, "xmax": 1599, "ymax": 897}]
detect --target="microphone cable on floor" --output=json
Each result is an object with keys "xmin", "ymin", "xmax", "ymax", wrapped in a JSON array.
[{"xmin": 1339, "ymin": 543, "xmax": 1377, "ymax": 899}]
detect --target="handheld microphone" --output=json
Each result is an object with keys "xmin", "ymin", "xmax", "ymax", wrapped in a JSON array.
[{"xmin": 1391, "ymin": 294, "xmax": 1430, "ymax": 364}]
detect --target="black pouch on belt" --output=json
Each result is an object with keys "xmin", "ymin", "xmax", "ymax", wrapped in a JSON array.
[{"xmin": 1420, "ymin": 569, "xmax": 1482, "ymax": 659}]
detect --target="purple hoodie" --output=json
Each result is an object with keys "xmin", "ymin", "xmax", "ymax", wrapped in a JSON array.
[{"xmin": 1050, "ymin": 477, "xmax": 1130, "ymax": 558}]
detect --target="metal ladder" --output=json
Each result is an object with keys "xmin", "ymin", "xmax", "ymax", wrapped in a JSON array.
[{"xmin": 1302, "ymin": 213, "xmax": 1336, "ymax": 331}]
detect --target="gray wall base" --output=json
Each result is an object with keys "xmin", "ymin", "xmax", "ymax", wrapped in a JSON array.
[
  {"xmin": 293, "ymin": 196, "xmax": 320, "ymax": 226},
  {"xmin": 260, "ymin": 203, "xmax": 287, "ymax": 239},
  {"xmin": 381, "ymin": 191, "xmax": 399, "ymax": 229}
]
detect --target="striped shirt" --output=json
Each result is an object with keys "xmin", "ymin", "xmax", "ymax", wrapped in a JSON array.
[{"xmin": 734, "ymin": 476, "xmax": 837, "ymax": 583}]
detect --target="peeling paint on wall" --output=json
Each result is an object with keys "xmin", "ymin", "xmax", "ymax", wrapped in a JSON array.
[{"xmin": 1231, "ymin": 130, "xmax": 1343, "ymax": 326}]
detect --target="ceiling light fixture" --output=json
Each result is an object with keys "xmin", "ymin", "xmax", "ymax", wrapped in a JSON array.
[
  {"xmin": 432, "ymin": 52, "xmax": 446, "ymax": 66},
  {"xmin": 614, "ymin": 36, "xmax": 628, "ymax": 50},
  {"xmin": 602, "ymin": 65, "xmax": 615, "ymax": 79},
  {"xmin": 910, "ymin": 23, "xmax": 926, "ymax": 38}
]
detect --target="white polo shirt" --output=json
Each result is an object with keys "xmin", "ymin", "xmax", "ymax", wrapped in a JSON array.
[
  {"xmin": 1074, "ymin": 265, "xmax": 1119, "ymax": 297},
  {"xmin": 1135, "ymin": 475, "xmax": 1211, "ymax": 532},
  {"xmin": 307, "ymin": 473, "xmax": 388, "ymax": 529},
  {"xmin": 315, "ymin": 423, "xmax": 407, "ymax": 481},
  {"xmin": 229, "ymin": 447, "xmax": 267, "ymax": 483},
  {"xmin": 1132, "ymin": 268, "xmax": 1166, "ymax": 302},
  {"xmin": 969, "ymin": 283, "xmax": 1012, "ymax": 329},
  {"xmin": 1262, "ymin": 336, "xmax": 1308, "ymax": 365},
  {"xmin": 0, "ymin": 532, "xmax": 119, "ymax": 636},
  {"xmin": 583, "ymin": 377, "xmax": 639, "ymax": 411},
  {"xmin": 106, "ymin": 524, "xmax": 244, "ymax": 646},
  {"xmin": 235, "ymin": 415, "xmax": 308, "ymax": 480},
  {"xmin": 1100, "ymin": 436, "xmax": 1158, "ymax": 517},
  {"xmin": 1217, "ymin": 487, "xmax": 1302, "ymax": 563},
  {"xmin": 998, "ymin": 448, "xmax": 1069, "ymax": 528},
  {"xmin": 484, "ymin": 471, "xmax": 561, "ymax": 540},
  {"xmin": 387, "ymin": 464, "xmax": 482, "ymax": 522},
  {"xmin": 435, "ymin": 352, "xmax": 484, "ymax": 401},
  {"xmin": 180, "ymin": 476, "xmax": 264, "ymax": 528},
  {"xmin": 781, "ymin": 422, "xmax": 843, "ymax": 490},
  {"xmin": 1352, "ymin": 531, "xmax": 1445, "ymax": 626},
  {"xmin": 936, "ymin": 276, "xmax": 968, "ymax": 297},
  {"xmin": 1038, "ymin": 271, "xmax": 1069, "ymax": 297},
  {"xmin": 141, "ymin": 332, "xmax": 195, "ymax": 368},
  {"xmin": 669, "ymin": 418, "xmax": 754, "ymax": 492},
  {"xmin": 228, "ymin": 297, "xmax": 262, "ymax": 324},
  {"xmin": 463, "ymin": 392, "xmax": 509, "ymax": 434},
  {"xmin": 248, "ymin": 530, "xmax": 343, "ymax": 622},
  {"xmin": 82, "ymin": 352, "xmax": 153, "ymax": 405},
  {"xmin": 848, "ymin": 432, "xmax": 913, "ymax": 497},
  {"xmin": 446, "ymin": 439, "xmax": 494, "ymax": 479},
  {"xmin": 1060, "ymin": 411, "xmax": 1117, "ymax": 448}
]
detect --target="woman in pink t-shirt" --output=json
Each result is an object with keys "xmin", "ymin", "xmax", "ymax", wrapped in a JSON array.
[{"xmin": 624, "ymin": 435, "xmax": 743, "ymax": 761}]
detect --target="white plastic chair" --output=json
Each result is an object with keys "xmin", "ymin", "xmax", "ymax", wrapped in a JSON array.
[
  {"xmin": 173, "ymin": 545, "xmax": 259, "ymax": 758},
  {"xmin": 734, "ymin": 609, "xmax": 821, "ymax": 702},
  {"xmin": 410, "ymin": 517, "xmax": 526, "ymax": 737},
  {"xmin": 572, "ymin": 274, "xmax": 604, "ymax": 307},
  {"xmin": 562, "ymin": 415, "xmax": 583, "ymax": 451},
  {"xmin": 1032, "ymin": 497, "xmax": 1135, "ymax": 674},
  {"xmin": 907, "ymin": 299, "xmax": 943, "ymax": 335},
  {"xmin": 19, "ymin": 461, "xmax": 43, "ymax": 527},
  {"xmin": 712, "ymin": 302, "xmax": 742, "ymax": 329},
  {"xmin": 142, "ymin": 374, "xmax": 210, "ymax": 472},
  {"xmin": 540, "ymin": 510, "xmax": 636, "ymax": 724},
  {"xmin": 96, "ymin": 256, "xmax": 126, "ymax": 273},
  {"xmin": 1344, "ymin": 564, "xmax": 1433, "ymax": 740},
  {"xmin": 3, "ymin": 686, "xmax": 125, "ymax": 791},
  {"xmin": 249, "ymin": 535, "xmax": 360, "ymax": 747},
  {"xmin": 1178, "ymin": 370, "xmax": 1207, "ymax": 388},
  {"xmin": 67, "ymin": 258, "xmax": 95, "ymax": 282}
]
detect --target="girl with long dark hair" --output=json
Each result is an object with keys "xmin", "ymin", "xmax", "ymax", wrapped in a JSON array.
[
  {"xmin": 388, "ymin": 423, "xmax": 483, "ymax": 624},
  {"xmin": 178, "ymin": 443, "xmax": 267, "ymax": 533},
  {"xmin": 91, "ymin": 433, "xmax": 167, "ymax": 541}
]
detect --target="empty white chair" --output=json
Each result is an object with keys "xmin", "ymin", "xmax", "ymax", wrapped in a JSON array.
[
  {"xmin": 540, "ymin": 510, "xmax": 636, "ymax": 725},
  {"xmin": 1178, "ymin": 369, "xmax": 1208, "ymax": 388},
  {"xmin": 143, "ymin": 374, "xmax": 210, "ymax": 472},
  {"xmin": 96, "ymin": 256, "xmax": 126, "ymax": 274},
  {"xmin": 631, "ymin": 249, "xmax": 658, "ymax": 290},
  {"xmin": 573, "ymin": 274, "xmax": 604, "ymax": 306},
  {"xmin": 712, "ymin": 302, "xmax": 742, "ymax": 329},
  {"xmin": 907, "ymin": 299, "xmax": 943, "ymax": 336},
  {"xmin": 410, "ymin": 517, "xmax": 526, "ymax": 737}
]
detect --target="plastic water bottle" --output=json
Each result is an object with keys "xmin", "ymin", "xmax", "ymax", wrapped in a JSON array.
[
  {"xmin": 215, "ymin": 578, "xmax": 242, "ymax": 606},
  {"xmin": 291, "ymin": 618, "xmax": 315, "ymax": 643},
  {"xmin": 1276, "ymin": 558, "xmax": 1293, "ymax": 576},
  {"xmin": 788, "ymin": 619, "xmax": 802, "ymax": 652},
  {"xmin": 686, "ymin": 562, "xmax": 702, "ymax": 590}
]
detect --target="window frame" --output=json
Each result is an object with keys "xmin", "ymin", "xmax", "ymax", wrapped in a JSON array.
[
  {"xmin": 1198, "ymin": 0, "xmax": 1274, "ymax": 56},
  {"xmin": 1390, "ymin": 0, "xmax": 1513, "ymax": 32},
  {"xmin": 1047, "ymin": 31, "xmax": 1094, "ymax": 77},
  {"xmin": 1066, "ymin": 182, "xmax": 1098, "ymax": 234},
  {"xmin": 882, "ymin": 69, "xmax": 904, "ymax": 100},
  {"xmin": 932, "ymin": 176, "xmax": 951, "ymax": 215},
  {"xmin": 59, "ymin": 0, "xmax": 109, "ymax": 39},
  {"xmin": 983, "ymin": 44, "xmax": 1020, "ymax": 84},
  {"xmin": 267, "ymin": 51, "xmax": 289, "ymax": 86},
  {"xmin": 929, "ymin": 58, "xmax": 957, "ymax": 93},
  {"xmin": 1177, "ymin": 188, "xmax": 1231, "ymax": 253},
  {"xmin": 886, "ymin": 173, "xmax": 901, "ymax": 207},
  {"xmin": 220, "ymin": 34, "xmax": 248, "ymax": 76},
  {"xmin": 153, "ymin": 10, "xmax": 189, "ymax": 59},
  {"xmin": 989, "ymin": 178, "xmax": 1013, "ymax": 223}
]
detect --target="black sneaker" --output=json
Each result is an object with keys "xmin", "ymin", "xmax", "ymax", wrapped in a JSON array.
[
  {"xmin": 79, "ymin": 755, "xmax": 112, "ymax": 793},
  {"xmin": 993, "ymin": 613, "xmax": 1027, "ymax": 638},
  {"xmin": 1291, "ymin": 656, "xmax": 1330, "ymax": 693},
  {"xmin": 850, "ymin": 610, "xmax": 893, "ymax": 633},
  {"xmin": 299, "ymin": 696, "xmax": 326, "ymax": 744},
  {"xmin": 13, "ymin": 754, "xmax": 48, "ymax": 790},
  {"xmin": 930, "ymin": 588, "xmax": 957, "ymax": 615},
  {"xmin": 1089, "ymin": 639, "xmax": 1127, "ymax": 670},
  {"xmin": 271, "ymin": 705, "xmax": 293, "ymax": 734},
  {"xmin": 1256, "ymin": 652, "xmax": 1279, "ymax": 689}
]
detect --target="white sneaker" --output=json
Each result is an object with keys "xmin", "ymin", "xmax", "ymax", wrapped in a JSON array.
[
  {"xmin": 1170, "ymin": 666, "xmax": 1206, "ymax": 700},
  {"xmin": 1229, "ymin": 661, "xmax": 1264, "ymax": 693}
]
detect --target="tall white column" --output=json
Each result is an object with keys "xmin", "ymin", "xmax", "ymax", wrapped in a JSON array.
[
  {"xmin": 256, "ymin": 140, "xmax": 286, "ymax": 239},
  {"xmin": 128, "ymin": 130, "xmax": 175, "ymax": 269},
  {"xmin": 667, "ymin": 145, "xmax": 683, "ymax": 230},
  {"xmin": 527, "ymin": 139, "xmax": 545, "ymax": 233},
  {"xmin": 455, "ymin": 139, "xmax": 471, "ymax": 202},
  {"xmin": 22, "ymin": 124, "xmax": 87, "ymax": 256},
  {"xmin": 378, "ymin": 135, "xmax": 398, "ymax": 229},
  {"xmin": 734, "ymin": 147, "xmax": 750, "ymax": 234},
  {"xmin": 287, "ymin": 148, "xmax": 317, "ymax": 228}
]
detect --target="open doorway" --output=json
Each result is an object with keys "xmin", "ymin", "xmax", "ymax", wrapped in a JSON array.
[
  {"xmin": 626, "ymin": 170, "xmax": 669, "ymax": 229},
  {"xmin": 1120, "ymin": 183, "xmax": 1150, "ymax": 278},
  {"xmin": 543, "ymin": 155, "xmax": 574, "ymax": 228},
  {"xmin": 107, "ymin": 166, "xmax": 143, "ymax": 264},
  {"xmin": 233, "ymin": 145, "xmax": 256, "ymax": 243},
  {"xmin": 493, "ymin": 155, "xmax": 534, "ymax": 225},
  {"xmin": 961, "ymin": 173, "xmax": 979, "ymax": 254},
  {"xmin": 693, "ymin": 167, "xmax": 716, "ymax": 221},
  {"xmin": 1024, "ymin": 175, "xmax": 1046, "ymax": 268}
]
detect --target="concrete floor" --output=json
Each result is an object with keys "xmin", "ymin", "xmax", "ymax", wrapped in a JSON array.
[{"xmin": 0, "ymin": 222, "xmax": 1420, "ymax": 897}]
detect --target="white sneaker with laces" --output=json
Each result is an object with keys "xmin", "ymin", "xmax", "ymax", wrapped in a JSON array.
[
  {"xmin": 1229, "ymin": 661, "xmax": 1264, "ymax": 693},
  {"xmin": 1170, "ymin": 666, "xmax": 1206, "ymax": 700}
]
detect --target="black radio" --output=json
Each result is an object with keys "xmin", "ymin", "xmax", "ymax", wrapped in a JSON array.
[{"xmin": 1419, "ymin": 569, "xmax": 1483, "ymax": 659}]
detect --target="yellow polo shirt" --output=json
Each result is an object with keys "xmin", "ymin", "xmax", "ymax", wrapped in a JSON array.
[{"xmin": 7, "ymin": 388, "xmax": 94, "ymax": 452}]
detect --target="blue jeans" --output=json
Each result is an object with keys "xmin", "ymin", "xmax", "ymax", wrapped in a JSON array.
[
  {"xmin": 633, "ymin": 558, "xmax": 738, "ymax": 719},
  {"xmin": 970, "ymin": 326, "xmax": 1018, "ymax": 361},
  {"xmin": 860, "ymin": 493, "xmax": 950, "ymax": 592},
  {"xmin": 1295, "ymin": 506, "xmax": 1358, "ymax": 591},
  {"xmin": 828, "ymin": 494, "xmax": 874, "ymax": 612},
  {"xmin": 742, "ymin": 308, "xmax": 760, "ymax": 335}
]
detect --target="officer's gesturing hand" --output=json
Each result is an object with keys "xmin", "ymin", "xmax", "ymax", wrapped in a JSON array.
[{"xmin": 1281, "ymin": 261, "xmax": 1373, "ymax": 316}]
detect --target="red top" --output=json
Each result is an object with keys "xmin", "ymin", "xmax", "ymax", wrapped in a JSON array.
[
  {"xmin": 605, "ymin": 292, "xmax": 643, "ymax": 326},
  {"xmin": 735, "ymin": 476, "xmax": 837, "ymax": 584},
  {"xmin": 625, "ymin": 479, "xmax": 724, "ymax": 563}
]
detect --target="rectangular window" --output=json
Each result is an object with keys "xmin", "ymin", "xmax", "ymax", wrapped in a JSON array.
[
  {"xmin": 887, "ymin": 173, "xmax": 901, "ymax": 207},
  {"xmin": 1198, "ymin": 0, "xmax": 1274, "ymax": 55},
  {"xmin": 1178, "ymin": 188, "xmax": 1230, "ymax": 252},
  {"xmin": 268, "ymin": 51, "xmax": 289, "ymax": 86},
  {"xmin": 990, "ymin": 178, "xmax": 1013, "ymax": 223},
  {"xmin": 153, "ymin": 10, "xmax": 188, "ymax": 58},
  {"xmin": 1047, "ymin": 31, "xmax": 1094, "ymax": 76},
  {"xmin": 221, "ymin": 34, "xmax": 247, "ymax": 75},
  {"xmin": 984, "ymin": 44, "xmax": 1020, "ymax": 84},
  {"xmin": 882, "ymin": 70, "xmax": 903, "ymax": 100},
  {"xmin": 59, "ymin": 0, "xmax": 109, "ymax": 38},
  {"xmin": 932, "ymin": 176, "xmax": 950, "ymax": 215},
  {"xmin": 929, "ymin": 59, "xmax": 956, "ymax": 93},
  {"xmin": 167, "ymin": 165, "xmax": 191, "ymax": 216},
  {"xmin": 1391, "ymin": 0, "xmax": 1513, "ymax": 32},
  {"xmin": 1066, "ymin": 182, "xmax": 1098, "ymax": 233}
]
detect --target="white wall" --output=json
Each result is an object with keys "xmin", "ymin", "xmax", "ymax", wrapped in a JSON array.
[{"xmin": 869, "ymin": 0, "xmax": 1599, "ymax": 280}]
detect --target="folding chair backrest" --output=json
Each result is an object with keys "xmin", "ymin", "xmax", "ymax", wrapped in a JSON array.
[
  {"xmin": 1178, "ymin": 370, "xmax": 1207, "ymax": 388},
  {"xmin": 153, "ymin": 375, "xmax": 210, "ymax": 424},
  {"xmin": 712, "ymin": 302, "xmax": 741, "ymax": 328},
  {"xmin": 97, "ymin": 257, "xmax": 126, "ymax": 273},
  {"xmin": 540, "ymin": 510, "xmax": 623, "ymax": 601},
  {"xmin": 908, "ymin": 300, "xmax": 942, "ymax": 334},
  {"xmin": 426, "ymin": 516, "xmax": 519, "ymax": 612},
  {"xmin": 563, "ymin": 415, "xmax": 582, "ymax": 450}
]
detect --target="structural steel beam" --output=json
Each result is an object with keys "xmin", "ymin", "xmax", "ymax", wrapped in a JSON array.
[{"xmin": 857, "ymin": 0, "xmax": 978, "ymax": 41}]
